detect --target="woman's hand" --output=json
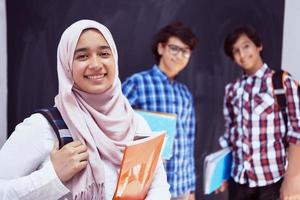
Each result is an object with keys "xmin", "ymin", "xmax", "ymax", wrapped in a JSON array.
[
  {"xmin": 50, "ymin": 141, "xmax": 89, "ymax": 182},
  {"xmin": 214, "ymin": 181, "xmax": 228, "ymax": 194}
]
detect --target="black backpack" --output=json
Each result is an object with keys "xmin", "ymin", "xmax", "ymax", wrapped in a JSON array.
[
  {"xmin": 35, "ymin": 107, "xmax": 73, "ymax": 149},
  {"xmin": 272, "ymin": 69, "xmax": 300, "ymax": 147}
]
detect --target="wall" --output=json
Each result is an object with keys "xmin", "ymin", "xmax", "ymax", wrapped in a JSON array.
[
  {"xmin": 4, "ymin": 0, "xmax": 297, "ymax": 199},
  {"xmin": 282, "ymin": 0, "xmax": 300, "ymax": 81},
  {"xmin": 5, "ymin": 1, "xmax": 284, "ymax": 199},
  {"xmin": 0, "ymin": 0, "xmax": 6, "ymax": 148}
]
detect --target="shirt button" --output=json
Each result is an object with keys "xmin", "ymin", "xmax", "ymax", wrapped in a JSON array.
[{"xmin": 244, "ymin": 161, "xmax": 250, "ymax": 170}]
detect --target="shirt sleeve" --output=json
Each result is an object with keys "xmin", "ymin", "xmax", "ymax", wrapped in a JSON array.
[
  {"xmin": 219, "ymin": 84, "xmax": 233, "ymax": 148},
  {"xmin": 0, "ymin": 160, "xmax": 69, "ymax": 200},
  {"xmin": 122, "ymin": 75, "xmax": 139, "ymax": 107},
  {"xmin": 0, "ymin": 114, "xmax": 70, "ymax": 199},
  {"xmin": 186, "ymin": 97, "xmax": 196, "ymax": 192},
  {"xmin": 284, "ymin": 75, "xmax": 300, "ymax": 145}
]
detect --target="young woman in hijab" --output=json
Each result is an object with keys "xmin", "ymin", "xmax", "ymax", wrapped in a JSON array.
[{"xmin": 0, "ymin": 19, "xmax": 170, "ymax": 200}]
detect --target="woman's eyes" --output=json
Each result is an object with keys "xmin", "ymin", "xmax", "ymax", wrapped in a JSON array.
[
  {"xmin": 75, "ymin": 51, "xmax": 111, "ymax": 60},
  {"xmin": 76, "ymin": 54, "xmax": 89, "ymax": 60},
  {"xmin": 98, "ymin": 51, "xmax": 111, "ymax": 58}
]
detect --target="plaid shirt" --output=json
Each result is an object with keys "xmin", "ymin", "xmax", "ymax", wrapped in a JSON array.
[
  {"xmin": 122, "ymin": 65, "xmax": 196, "ymax": 197},
  {"xmin": 220, "ymin": 64, "xmax": 300, "ymax": 187}
]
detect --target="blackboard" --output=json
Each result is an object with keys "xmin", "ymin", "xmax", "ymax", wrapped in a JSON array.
[{"xmin": 6, "ymin": 0, "xmax": 284, "ymax": 199}]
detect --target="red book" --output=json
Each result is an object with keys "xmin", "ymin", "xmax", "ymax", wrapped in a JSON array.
[{"xmin": 113, "ymin": 132, "xmax": 165, "ymax": 200}]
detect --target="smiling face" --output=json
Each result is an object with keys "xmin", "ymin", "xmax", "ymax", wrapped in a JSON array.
[
  {"xmin": 157, "ymin": 36, "xmax": 191, "ymax": 79},
  {"xmin": 232, "ymin": 34, "xmax": 263, "ymax": 75},
  {"xmin": 72, "ymin": 29, "xmax": 116, "ymax": 94}
]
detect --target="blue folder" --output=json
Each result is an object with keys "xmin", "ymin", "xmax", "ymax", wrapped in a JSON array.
[
  {"xmin": 135, "ymin": 110, "xmax": 176, "ymax": 160},
  {"xmin": 204, "ymin": 147, "xmax": 232, "ymax": 195}
]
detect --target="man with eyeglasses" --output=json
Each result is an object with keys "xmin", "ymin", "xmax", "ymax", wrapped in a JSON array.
[{"xmin": 122, "ymin": 22, "xmax": 198, "ymax": 200}]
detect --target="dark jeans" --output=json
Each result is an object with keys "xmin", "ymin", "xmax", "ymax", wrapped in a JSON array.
[{"xmin": 228, "ymin": 178, "xmax": 283, "ymax": 200}]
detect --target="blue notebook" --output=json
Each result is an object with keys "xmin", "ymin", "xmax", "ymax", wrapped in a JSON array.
[
  {"xmin": 203, "ymin": 147, "xmax": 232, "ymax": 195},
  {"xmin": 135, "ymin": 110, "xmax": 176, "ymax": 160}
]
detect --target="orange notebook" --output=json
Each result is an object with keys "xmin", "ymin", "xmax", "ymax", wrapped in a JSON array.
[{"xmin": 113, "ymin": 132, "xmax": 166, "ymax": 200}]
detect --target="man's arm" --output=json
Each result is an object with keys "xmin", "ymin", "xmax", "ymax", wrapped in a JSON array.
[
  {"xmin": 280, "ymin": 75, "xmax": 300, "ymax": 199},
  {"xmin": 215, "ymin": 84, "xmax": 234, "ymax": 194},
  {"xmin": 186, "ymin": 98, "xmax": 196, "ymax": 193},
  {"xmin": 122, "ymin": 76, "xmax": 139, "ymax": 106},
  {"xmin": 281, "ymin": 144, "xmax": 300, "ymax": 200},
  {"xmin": 219, "ymin": 84, "xmax": 234, "ymax": 148}
]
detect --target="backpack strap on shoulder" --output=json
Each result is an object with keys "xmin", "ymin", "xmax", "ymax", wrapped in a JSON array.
[
  {"xmin": 35, "ymin": 107, "xmax": 73, "ymax": 149},
  {"xmin": 272, "ymin": 70, "xmax": 288, "ymax": 144},
  {"xmin": 272, "ymin": 70, "xmax": 287, "ymax": 108}
]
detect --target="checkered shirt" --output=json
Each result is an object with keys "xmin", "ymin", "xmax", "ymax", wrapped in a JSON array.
[
  {"xmin": 219, "ymin": 64, "xmax": 300, "ymax": 187},
  {"xmin": 122, "ymin": 65, "xmax": 196, "ymax": 197}
]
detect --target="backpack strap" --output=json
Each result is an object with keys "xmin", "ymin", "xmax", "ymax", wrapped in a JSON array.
[
  {"xmin": 35, "ymin": 107, "xmax": 73, "ymax": 149},
  {"xmin": 272, "ymin": 70, "xmax": 288, "ymax": 145}
]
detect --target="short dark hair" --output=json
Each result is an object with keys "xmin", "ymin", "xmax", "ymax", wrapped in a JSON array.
[
  {"xmin": 224, "ymin": 26, "xmax": 262, "ymax": 60},
  {"xmin": 151, "ymin": 22, "xmax": 198, "ymax": 63}
]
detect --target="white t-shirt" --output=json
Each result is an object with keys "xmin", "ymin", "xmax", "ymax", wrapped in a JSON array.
[{"xmin": 0, "ymin": 113, "xmax": 170, "ymax": 200}]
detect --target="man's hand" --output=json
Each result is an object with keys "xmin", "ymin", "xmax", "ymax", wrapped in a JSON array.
[
  {"xmin": 50, "ymin": 140, "xmax": 89, "ymax": 183},
  {"xmin": 281, "ymin": 180, "xmax": 300, "ymax": 200},
  {"xmin": 214, "ymin": 181, "xmax": 228, "ymax": 194},
  {"xmin": 280, "ymin": 144, "xmax": 300, "ymax": 200},
  {"xmin": 188, "ymin": 192, "xmax": 196, "ymax": 200}
]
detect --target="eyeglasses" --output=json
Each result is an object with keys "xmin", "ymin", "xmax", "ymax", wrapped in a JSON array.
[{"xmin": 165, "ymin": 44, "xmax": 191, "ymax": 58}]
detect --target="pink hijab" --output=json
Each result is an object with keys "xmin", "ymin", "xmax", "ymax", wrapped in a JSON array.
[{"xmin": 54, "ymin": 19, "xmax": 137, "ymax": 199}]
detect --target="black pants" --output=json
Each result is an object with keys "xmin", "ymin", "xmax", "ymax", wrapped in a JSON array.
[{"xmin": 228, "ymin": 178, "xmax": 283, "ymax": 200}]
